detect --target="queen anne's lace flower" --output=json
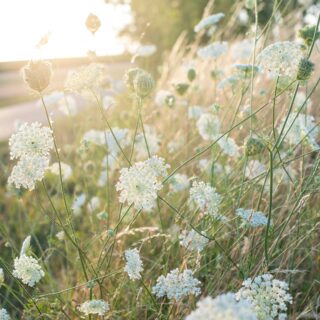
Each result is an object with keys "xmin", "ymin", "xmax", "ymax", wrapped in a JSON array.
[
  {"xmin": 78, "ymin": 300, "xmax": 109, "ymax": 316},
  {"xmin": 245, "ymin": 160, "xmax": 266, "ymax": 180},
  {"xmin": 49, "ymin": 162, "xmax": 72, "ymax": 181},
  {"xmin": 124, "ymin": 248, "xmax": 144, "ymax": 280},
  {"xmin": 236, "ymin": 274, "xmax": 292, "ymax": 320},
  {"xmin": 197, "ymin": 113, "xmax": 221, "ymax": 141},
  {"xmin": 189, "ymin": 181, "xmax": 222, "ymax": 218},
  {"xmin": 179, "ymin": 229, "xmax": 209, "ymax": 252},
  {"xmin": 8, "ymin": 155, "xmax": 50, "ymax": 190},
  {"xmin": 194, "ymin": 13, "xmax": 224, "ymax": 32},
  {"xmin": 9, "ymin": 122, "xmax": 53, "ymax": 160},
  {"xmin": 13, "ymin": 255, "xmax": 44, "ymax": 287},
  {"xmin": 71, "ymin": 193, "xmax": 86, "ymax": 216},
  {"xmin": 236, "ymin": 208, "xmax": 269, "ymax": 227},
  {"xmin": 169, "ymin": 173, "xmax": 190, "ymax": 193},
  {"xmin": 257, "ymin": 41, "xmax": 305, "ymax": 79},
  {"xmin": 185, "ymin": 293, "xmax": 257, "ymax": 320},
  {"xmin": 116, "ymin": 156, "xmax": 169, "ymax": 210},
  {"xmin": 197, "ymin": 42, "xmax": 228, "ymax": 59},
  {"xmin": 0, "ymin": 308, "xmax": 10, "ymax": 320},
  {"xmin": 278, "ymin": 112, "xmax": 319, "ymax": 149},
  {"xmin": 152, "ymin": 269, "xmax": 201, "ymax": 300},
  {"xmin": 218, "ymin": 136, "xmax": 240, "ymax": 157}
]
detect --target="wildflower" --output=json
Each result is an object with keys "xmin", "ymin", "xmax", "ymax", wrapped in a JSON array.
[
  {"xmin": 304, "ymin": 4, "xmax": 320, "ymax": 25},
  {"xmin": 124, "ymin": 68, "xmax": 143, "ymax": 91},
  {"xmin": 236, "ymin": 274, "xmax": 292, "ymax": 319},
  {"xmin": 124, "ymin": 248, "xmax": 144, "ymax": 280},
  {"xmin": 13, "ymin": 255, "xmax": 44, "ymax": 287},
  {"xmin": 298, "ymin": 25, "xmax": 320, "ymax": 46},
  {"xmin": 278, "ymin": 112, "xmax": 319, "ymax": 149},
  {"xmin": 197, "ymin": 42, "xmax": 228, "ymax": 59},
  {"xmin": 155, "ymin": 90, "xmax": 175, "ymax": 107},
  {"xmin": 196, "ymin": 113, "xmax": 220, "ymax": 141},
  {"xmin": 189, "ymin": 181, "xmax": 222, "ymax": 218},
  {"xmin": 56, "ymin": 231, "xmax": 65, "ymax": 241},
  {"xmin": 135, "ymin": 125, "xmax": 161, "ymax": 159},
  {"xmin": 152, "ymin": 269, "xmax": 201, "ymax": 300},
  {"xmin": 87, "ymin": 196, "xmax": 101, "ymax": 214},
  {"xmin": 257, "ymin": 41, "xmax": 305, "ymax": 79},
  {"xmin": 133, "ymin": 70, "xmax": 154, "ymax": 98},
  {"xmin": 49, "ymin": 162, "xmax": 72, "ymax": 181},
  {"xmin": 78, "ymin": 300, "xmax": 109, "ymax": 316},
  {"xmin": 236, "ymin": 208, "xmax": 269, "ymax": 227},
  {"xmin": 71, "ymin": 193, "xmax": 86, "ymax": 216},
  {"xmin": 0, "ymin": 268, "xmax": 4, "ymax": 286},
  {"xmin": 245, "ymin": 136, "xmax": 265, "ymax": 156},
  {"xmin": 179, "ymin": 229, "xmax": 209, "ymax": 252},
  {"xmin": 0, "ymin": 309, "xmax": 10, "ymax": 320},
  {"xmin": 9, "ymin": 122, "xmax": 53, "ymax": 160},
  {"xmin": 194, "ymin": 13, "xmax": 224, "ymax": 32},
  {"xmin": 85, "ymin": 13, "xmax": 101, "ymax": 34},
  {"xmin": 296, "ymin": 58, "xmax": 314, "ymax": 81},
  {"xmin": 22, "ymin": 60, "xmax": 52, "ymax": 92},
  {"xmin": 8, "ymin": 155, "xmax": 50, "ymax": 190},
  {"xmin": 245, "ymin": 160, "xmax": 265, "ymax": 180},
  {"xmin": 116, "ymin": 156, "xmax": 169, "ymax": 210},
  {"xmin": 185, "ymin": 293, "xmax": 257, "ymax": 320},
  {"xmin": 169, "ymin": 173, "xmax": 190, "ymax": 193},
  {"xmin": 217, "ymin": 136, "xmax": 240, "ymax": 157}
]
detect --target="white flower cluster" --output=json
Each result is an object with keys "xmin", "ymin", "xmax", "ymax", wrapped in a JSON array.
[
  {"xmin": 78, "ymin": 299, "xmax": 109, "ymax": 316},
  {"xmin": 179, "ymin": 229, "xmax": 209, "ymax": 252},
  {"xmin": 152, "ymin": 269, "xmax": 201, "ymax": 300},
  {"xmin": 279, "ymin": 112, "xmax": 319, "ymax": 150},
  {"xmin": 13, "ymin": 255, "xmax": 44, "ymax": 287},
  {"xmin": 8, "ymin": 122, "xmax": 53, "ymax": 190},
  {"xmin": 185, "ymin": 293, "xmax": 257, "ymax": 320},
  {"xmin": 257, "ymin": 41, "xmax": 305, "ymax": 79},
  {"xmin": 189, "ymin": 181, "xmax": 222, "ymax": 218},
  {"xmin": 0, "ymin": 268, "xmax": 4, "ymax": 286},
  {"xmin": 65, "ymin": 63, "xmax": 106, "ymax": 92},
  {"xmin": 197, "ymin": 113, "xmax": 221, "ymax": 141},
  {"xmin": 197, "ymin": 42, "xmax": 228, "ymax": 59},
  {"xmin": 194, "ymin": 13, "xmax": 224, "ymax": 32},
  {"xmin": 49, "ymin": 162, "xmax": 72, "ymax": 181},
  {"xmin": 236, "ymin": 274, "xmax": 292, "ymax": 320},
  {"xmin": 116, "ymin": 156, "xmax": 169, "ymax": 210},
  {"xmin": 0, "ymin": 309, "xmax": 10, "ymax": 320},
  {"xmin": 71, "ymin": 193, "xmax": 86, "ymax": 216},
  {"xmin": 245, "ymin": 160, "xmax": 266, "ymax": 180},
  {"xmin": 217, "ymin": 136, "xmax": 240, "ymax": 157},
  {"xmin": 236, "ymin": 208, "xmax": 269, "ymax": 227},
  {"xmin": 124, "ymin": 248, "xmax": 144, "ymax": 280}
]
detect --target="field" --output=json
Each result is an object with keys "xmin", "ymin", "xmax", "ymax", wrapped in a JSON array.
[{"xmin": 0, "ymin": 1, "xmax": 320, "ymax": 319}]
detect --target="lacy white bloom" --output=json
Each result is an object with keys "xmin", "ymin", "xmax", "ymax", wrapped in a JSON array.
[
  {"xmin": 8, "ymin": 155, "xmax": 50, "ymax": 190},
  {"xmin": 71, "ymin": 193, "xmax": 86, "ymax": 216},
  {"xmin": 169, "ymin": 173, "xmax": 190, "ymax": 193},
  {"xmin": 197, "ymin": 42, "xmax": 228, "ymax": 59},
  {"xmin": 236, "ymin": 274, "xmax": 292, "ymax": 320},
  {"xmin": 13, "ymin": 255, "xmax": 44, "ymax": 287},
  {"xmin": 9, "ymin": 122, "xmax": 53, "ymax": 160},
  {"xmin": 65, "ymin": 63, "xmax": 106, "ymax": 92},
  {"xmin": 188, "ymin": 106, "xmax": 205, "ymax": 120},
  {"xmin": 278, "ymin": 112, "xmax": 319, "ymax": 149},
  {"xmin": 245, "ymin": 160, "xmax": 265, "ymax": 180},
  {"xmin": 179, "ymin": 229, "xmax": 209, "ymax": 252},
  {"xmin": 218, "ymin": 136, "xmax": 240, "ymax": 157},
  {"xmin": 56, "ymin": 231, "xmax": 65, "ymax": 241},
  {"xmin": 189, "ymin": 181, "xmax": 222, "ymax": 218},
  {"xmin": 185, "ymin": 293, "xmax": 257, "ymax": 320},
  {"xmin": 135, "ymin": 125, "xmax": 161, "ymax": 159},
  {"xmin": 116, "ymin": 156, "xmax": 169, "ymax": 210},
  {"xmin": 155, "ymin": 90, "xmax": 175, "ymax": 107},
  {"xmin": 49, "ymin": 162, "xmax": 72, "ymax": 181},
  {"xmin": 0, "ymin": 309, "xmax": 10, "ymax": 320},
  {"xmin": 194, "ymin": 13, "xmax": 224, "ymax": 32},
  {"xmin": 152, "ymin": 269, "xmax": 201, "ymax": 300},
  {"xmin": 78, "ymin": 300, "xmax": 109, "ymax": 316},
  {"xmin": 236, "ymin": 208, "xmax": 269, "ymax": 227},
  {"xmin": 197, "ymin": 113, "xmax": 220, "ymax": 141},
  {"xmin": 124, "ymin": 248, "xmax": 144, "ymax": 280},
  {"xmin": 257, "ymin": 41, "xmax": 305, "ymax": 79},
  {"xmin": 87, "ymin": 196, "xmax": 101, "ymax": 214}
]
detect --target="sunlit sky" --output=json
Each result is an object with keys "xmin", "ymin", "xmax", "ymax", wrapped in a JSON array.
[{"xmin": 0, "ymin": 0, "xmax": 132, "ymax": 62}]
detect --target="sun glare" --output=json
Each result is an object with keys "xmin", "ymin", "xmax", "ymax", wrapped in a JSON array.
[{"xmin": 0, "ymin": 0, "xmax": 132, "ymax": 62}]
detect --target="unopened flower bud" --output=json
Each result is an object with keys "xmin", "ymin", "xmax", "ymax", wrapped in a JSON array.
[
  {"xmin": 245, "ymin": 136, "xmax": 265, "ymax": 156},
  {"xmin": 22, "ymin": 60, "xmax": 52, "ymax": 92},
  {"xmin": 133, "ymin": 71, "xmax": 154, "ymax": 98},
  {"xmin": 85, "ymin": 13, "xmax": 101, "ymax": 34},
  {"xmin": 124, "ymin": 68, "xmax": 143, "ymax": 91},
  {"xmin": 297, "ymin": 58, "xmax": 314, "ymax": 81},
  {"xmin": 187, "ymin": 68, "xmax": 196, "ymax": 82},
  {"xmin": 174, "ymin": 83, "xmax": 189, "ymax": 96}
]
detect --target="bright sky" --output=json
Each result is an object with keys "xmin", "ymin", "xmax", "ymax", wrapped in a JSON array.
[{"xmin": 0, "ymin": 0, "xmax": 132, "ymax": 62}]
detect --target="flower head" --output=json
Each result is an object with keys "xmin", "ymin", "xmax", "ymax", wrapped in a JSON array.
[
  {"xmin": 236, "ymin": 208, "xmax": 269, "ymax": 227},
  {"xmin": 197, "ymin": 42, "xmax": 228, "ymax": 59},
  {"xmin": 124, "ymin": 248, "xmax": 144, "ymax": 280},
  {"xmin": 79, "ymin": 300, "xmax": 109, "ymax": 316},
  {"xmin": 194, "ymin": 13, "xmax": 224, "ymax": 32},
  {"xmin": 0, "ymin": 308, "xmax": 10, "ymax": 320},
  {"xmin": 197, "ymin": 113, "xmax": 220, "ymax": 141},
  {"xmin": 179, "ymin": 229, "xmax": 209, "ymax": 252}
]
